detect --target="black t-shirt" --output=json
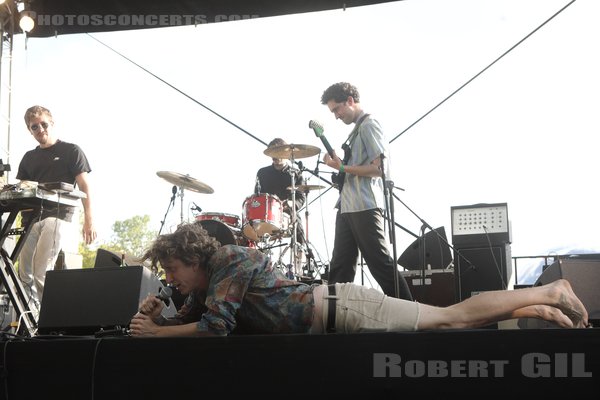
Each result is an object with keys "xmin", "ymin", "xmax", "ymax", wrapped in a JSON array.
[
  {"xmin": 17, "ymin": 139, "xmax": 91, "ymax": 223},
  {"xmin": 255, "ymin": 164, "xmax": 305, "ymax": 211}
]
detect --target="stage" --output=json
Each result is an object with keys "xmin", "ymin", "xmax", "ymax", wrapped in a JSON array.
[{"xmin": 1, "ymin": 327, "xmax": 599, "ymax": 398}]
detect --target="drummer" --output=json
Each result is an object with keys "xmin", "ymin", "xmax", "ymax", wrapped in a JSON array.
[{"xmin": 255, "ymin": 138, "xmax": 306, "ymax": 243}]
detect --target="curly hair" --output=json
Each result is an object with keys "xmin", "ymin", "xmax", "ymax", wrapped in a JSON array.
[
  {"xmin": 321, "ymin": 82, "xmax": 360, "ymax": 105},
  {"xmin": 142, "ymin": 221, "xmax": 221, "ymax": 271}
]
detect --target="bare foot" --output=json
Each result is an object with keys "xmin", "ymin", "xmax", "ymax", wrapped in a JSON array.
[
  {"xmin": 547, "ymin": 279, "xmax": 589, "ymax": 328},
  {"xmin": 533, "ymin": 304, "xmax": 574, "ymax": 328}
]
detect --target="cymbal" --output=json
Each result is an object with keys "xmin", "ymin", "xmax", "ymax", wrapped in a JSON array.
[
  {"xmin": 156, "ymin": 171, "xmax": 214, "ymax": 194},
  {"xmin": 263, "ymin": 144, "xmax": 320, "ymax": 160},
  {"xmin": 288, "ymin": 184, "xmax": 326, "ymax": 192}
]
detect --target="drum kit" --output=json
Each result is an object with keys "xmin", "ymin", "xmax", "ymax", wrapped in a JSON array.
[{"xmin": 156, "ymin": 143, "xmax": 325, "ymax": 281}]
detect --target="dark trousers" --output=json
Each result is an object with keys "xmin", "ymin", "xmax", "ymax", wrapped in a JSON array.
[{"xmin": 328, "ymin": 209, "xmax": 413, "ymax": 300}]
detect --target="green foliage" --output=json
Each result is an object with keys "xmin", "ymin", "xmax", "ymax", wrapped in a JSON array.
[
  {"xmin": 79, "ymin": 241, "xmax": 97, "ymax": 269},
  {"xmin": 79, "ymin": 214, "xmax": 157, "ymax": 269},
  {"xmin": 106, "ymin": 215, "xmax": 157, "ymax": 258}
]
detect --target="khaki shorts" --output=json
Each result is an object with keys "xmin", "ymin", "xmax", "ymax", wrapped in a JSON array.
[{"xmin": 319, "ymin": 283, "xmax": 420, "ymax": 333}]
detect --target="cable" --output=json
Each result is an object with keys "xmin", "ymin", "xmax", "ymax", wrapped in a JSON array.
[
  {"xmin": 90, "ymin": 337, "xmax": 103, "ymax": 400},
  {"xmin": 482, "ymin": 225, "xmax": 507, "ymax": 290},
  {"xmin": 86, "ymin": 34, "xmax": 268, "ymax": 147},
  {"xmin": 390, "ymin": 0, "xmax": 577, "ymax": 144}
]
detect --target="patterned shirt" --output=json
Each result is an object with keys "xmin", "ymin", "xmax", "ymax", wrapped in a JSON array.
[
  {"xmin": 338, "ymin": 113, "xmax": 388, "ymax": 213},
  {"xmin": 196, "ymin": 245, "xmax": 316, "ymax": 336}
]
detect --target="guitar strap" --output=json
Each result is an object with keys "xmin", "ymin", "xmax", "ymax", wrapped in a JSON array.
[
  {"xmin": 341, "ymin": 113, "xmax": 370, "ymax": 157},
  {"xmin": 334, "ymin": 113, "xmax": 372, "ymax": 195}
]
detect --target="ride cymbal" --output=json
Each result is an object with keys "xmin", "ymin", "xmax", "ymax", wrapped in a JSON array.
[
  {"xmin": 263, "ymin": 144, "xmax": 320, "ymax": 160},
  {"xmin": 288, "ymin": 184, "xmax": 326, "ymax": 192},
  {"xmin": 156, "ymin": 171, "xmax": 214, "ymax": 194}
]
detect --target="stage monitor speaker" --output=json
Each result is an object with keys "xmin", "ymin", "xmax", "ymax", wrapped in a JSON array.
[
  {"xmin": 94, "ymin": 248, "xmax": 122, "ymax": 268},
  {"xmin": 397, "ymin": 226, "xmax": 452, "ymax": 271},
  {"xmin": 400, "ymin": 269, "xmax": 455, "ymax": 307},
  {"xmin": 37, "ymin": 266, "xmax": 176, "ymax": 336},
  {"xmin": 518, "ymin": 258, "xmax": 600, "ymax": 328},
  {"xmin": 455, "ymin": 244, "xmax": 511, "ymax": 302}
]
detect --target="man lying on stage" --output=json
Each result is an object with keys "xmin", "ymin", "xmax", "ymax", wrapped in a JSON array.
[{"xmin": 129, "ymin": 221, "xmax": 589, "ymax": 337}]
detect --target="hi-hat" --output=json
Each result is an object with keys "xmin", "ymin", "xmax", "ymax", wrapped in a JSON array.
[
  {"xmin": 156, "ymin": 171, "xmax": 214, "ymax": 194},
  {"xmin": 288, "ymin": 184, "xmax": 326, "ymax": 192},
  {"xmin": 264, "ymin": 144, "xmax": 320, "ymax": 160}
]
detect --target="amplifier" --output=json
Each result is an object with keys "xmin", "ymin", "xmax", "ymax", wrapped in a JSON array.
[
  {"xmin": 400, "ymin": 269, "xmax": 455, "ymax": 307},
  {"xmin": 451, "ymin": 202, "xmax": 510, "ymax": 247}
]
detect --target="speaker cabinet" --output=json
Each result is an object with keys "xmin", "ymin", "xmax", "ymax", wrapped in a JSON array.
[
  {"xmin": 37, "ymin": 266, "xmax": 176, "ymax": 335},
  {"xmin": 519, "ymin": 258, "xmax": 600, "ymax": 328},
  {"xmin": 455, "ymin": 244, "xmax": 511, "ymax": 302},
  {"xmin": 94, "ymin": 248, "xmax": 122, "ymax": 268},
  {"xmin": 400, "ymin": 269, "xmax": 455, "ymax": 306}
]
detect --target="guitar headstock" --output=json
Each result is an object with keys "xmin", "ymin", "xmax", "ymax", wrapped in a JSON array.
[{"xmin": 308, "ymin": 120, "xmax": 324, "ymax": 137}]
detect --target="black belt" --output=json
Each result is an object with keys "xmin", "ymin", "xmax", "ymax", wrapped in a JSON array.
[{"xmin": 326, "ymin": 284, "xmax": 336, "ymax": 333}]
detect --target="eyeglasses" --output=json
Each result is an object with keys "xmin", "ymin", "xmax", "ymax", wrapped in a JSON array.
[{"xmin": 30, "ymin": 122, "xmax": 51, "ymax": 131}]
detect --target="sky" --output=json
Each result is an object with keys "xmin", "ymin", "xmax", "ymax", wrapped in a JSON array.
[{"xmin": 1, "ymin": 0, "xmax": 598, "ymax": 286}]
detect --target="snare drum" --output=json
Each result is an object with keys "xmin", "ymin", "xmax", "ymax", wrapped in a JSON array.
[
  {"xmin": 197, "ymin": 219, "xmax": 251, "ymax": 247},
  {"xmin": 242, "ymin": 193, "xmax": 283, "ymax": 241},
  {"xmin": 196, "ymin": 212, "xmax": 240, "ymax": 228}
]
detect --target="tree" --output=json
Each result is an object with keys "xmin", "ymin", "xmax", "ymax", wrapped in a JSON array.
[
  {"xmin": 78, "ymin": 241, "xmax": 97, "ymax": 269},
  {"xmin": 79, "ymin": 215, "xmax": 157, "ymax": 268},
  {"xmin": 106, "ymin": 215, "xmax": 157, "ymax": 260}
]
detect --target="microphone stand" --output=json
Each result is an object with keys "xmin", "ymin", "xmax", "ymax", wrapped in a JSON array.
[
  {"xmin": 158, "ymin": 185, "xmax": 177, "ymax": 235},
  {"xmin": 390, "ymin": 188, "xmax": 437, "ymax": 285},
  {"xmin": 390, "ymin": 188, "xmax": 470, "ymax": 291},
  {"xmin": 379, "ymin": 153, "xmax": 401, "ymax": 299},
  {"xmin": 294, "ymin": 159, "xmax": 335, "ymax": 212},
  {"xmin": 294, "ymin": 158, "xmax": 332, "ymax": 187}
]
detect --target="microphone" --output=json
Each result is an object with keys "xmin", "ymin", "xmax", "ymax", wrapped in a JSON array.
[
  {"xmin": 309, "ymin": 120, "xmax": 335, "ymax": 157},
  {"xmin": 138, "ymin": 286, "xmax": 173, "ymax": 315},
  {"xmin": 170, "ymin": 185, "xmax": 178, "ymax": 203},
  {"xmin": 191, "ymin": 202, "xmax": 202, "ymax": 213},
  {"xmin": 156, "ymin": 286, "xmax": 173, "ymax": 306}
]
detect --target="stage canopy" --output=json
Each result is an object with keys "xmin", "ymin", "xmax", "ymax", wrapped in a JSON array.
[{"xmin": 19, "ymin": 0, "xmax": 397, "ymax": 37}]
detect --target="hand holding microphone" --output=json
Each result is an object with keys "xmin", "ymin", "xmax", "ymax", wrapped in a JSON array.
[
  {"xmin": 156, "ymin": 286, "xmax": 172, "ymax": 306},
  {"xmin": 137, "ymin": 286, "xmax": 172, "ymax": 317},
  {"xmin": 130, "ymin": 287, "xmax": 172, "ymax": 336}
]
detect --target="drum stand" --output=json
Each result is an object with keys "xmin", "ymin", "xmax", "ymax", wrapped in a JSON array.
[
  {"xmin": 260, "ymin": 143, "xmax": 322, "ymax": 281},
  {"xmin": 157, "ymin": 185, "xmax": 186, "ymax": 235},
  {"xmin": 275, "ymin": 154, "xmax": 305, "ymax": 279},
  {"xmin": 299, "ymin": 187, "xmax": 317, "ymax": 280},
  {"xmin": 288, "ymin": 160, "xmax": 302, "ymax": 279},
  {"xmin": 279, "ymin": 159, "xmax": 320, "ymax": 281}
]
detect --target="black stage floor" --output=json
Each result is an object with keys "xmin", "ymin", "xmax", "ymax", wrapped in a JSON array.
[{"xmin": 1, "ymin": 328, "xmax": 599, "ymax": 398}]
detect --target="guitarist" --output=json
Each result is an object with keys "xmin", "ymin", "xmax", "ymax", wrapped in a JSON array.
[{"xmin": 320, "ymin": 82, "xmax": 412, "ymax": 300}]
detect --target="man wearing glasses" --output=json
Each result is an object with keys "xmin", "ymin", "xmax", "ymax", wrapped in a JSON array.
[{"xmin": 16, "ymin": 105, "xmax": 96, "ymax": 307}]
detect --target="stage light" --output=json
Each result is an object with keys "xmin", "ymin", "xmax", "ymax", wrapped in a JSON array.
[{"xmin": 19, "ymin": 10, "xmax": 35, "ymax": 32}]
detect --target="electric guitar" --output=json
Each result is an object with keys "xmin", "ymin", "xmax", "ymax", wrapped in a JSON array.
[
  {"xmin": 309, "ymin": 120, "xmax": 348, "ymax": 192},
  {"xmin": 331, "ymin": 143, "xmax": 350, "ymax": 192},
  {"xmin": 309, "ymin": 114, "xmax": 370, "ymax": 193}
]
